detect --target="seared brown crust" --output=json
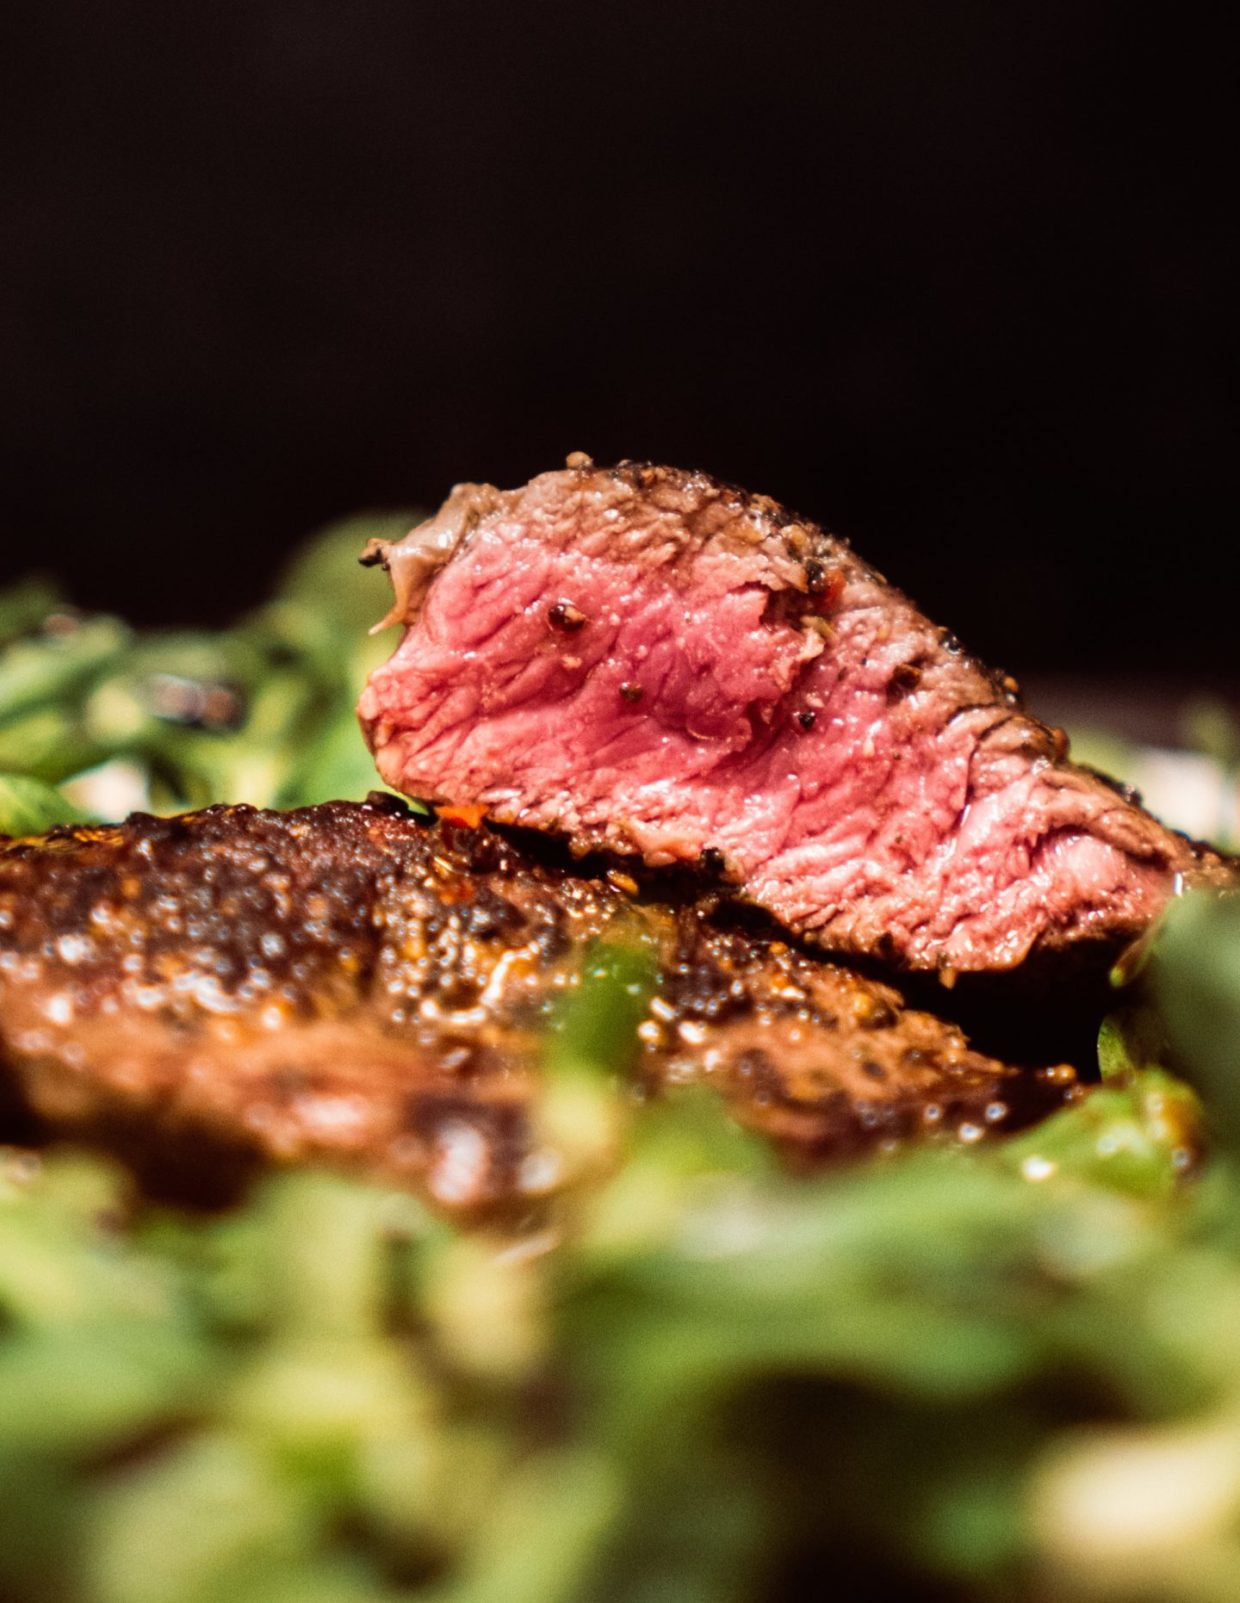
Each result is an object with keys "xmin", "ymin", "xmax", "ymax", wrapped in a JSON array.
[{"xmin": 0, "ymin": 797, "xmax": 1075, "ymax": 1210}]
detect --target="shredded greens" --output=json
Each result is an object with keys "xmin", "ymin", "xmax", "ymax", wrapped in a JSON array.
[
  {"xmin": 0, "ymin": 511, "xmax": 414, "ymax": 834},
  {"xmin": 1, "ymin": 523, "xmax": 1239, "ymax": 1602}
]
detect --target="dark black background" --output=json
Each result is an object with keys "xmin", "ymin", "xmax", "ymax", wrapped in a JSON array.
[{"xmin": 1, "ymin": 2, "xmax": 1235, "ymax": 675}]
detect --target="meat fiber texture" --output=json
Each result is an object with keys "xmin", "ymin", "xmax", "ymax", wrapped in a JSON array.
[
  {"xmin": 0, "ymin": 798, "xmax": 1071, "ymax": 1212},
  {"xmin": 360, "ymin": 460, "xmax": 1232, "ymax": 975}
]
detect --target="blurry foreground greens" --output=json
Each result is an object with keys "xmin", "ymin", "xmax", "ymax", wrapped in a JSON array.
[{"xmin": 2, "ymin": 526, "xmax": 1240, "ymax": 1602}]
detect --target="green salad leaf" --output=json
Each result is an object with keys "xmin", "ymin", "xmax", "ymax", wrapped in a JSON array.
[
  {"xmin": 0, "ymin": 513, "xmax": 414, "ymax": 823},
  {"xmin": 0, "ymin": 772, "xmax": 89, "ymax": 835}
]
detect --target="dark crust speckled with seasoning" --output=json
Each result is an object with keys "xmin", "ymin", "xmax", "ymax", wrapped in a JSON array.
[{"xmin": 0, "ymin": 797, "xmax": 1075, "ymax": 1210}]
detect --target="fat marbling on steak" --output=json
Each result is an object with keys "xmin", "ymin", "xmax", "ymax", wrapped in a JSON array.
[
  {"xmin": 359, "ymin": 459, "xmax": 1231, "ymax": 974},
  {"xmin": 0, "ymin": 797, "xmax": 1072, "ymax": 1210}
]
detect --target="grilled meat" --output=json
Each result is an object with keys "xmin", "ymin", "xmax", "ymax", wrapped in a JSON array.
[
  {"xmin": 358, "ymin": 460, "xmax": 1232, "ymax": 975},
  {"xmin": 0, "ymin": 796, "xmax": 1073, "ymax": 1209}
]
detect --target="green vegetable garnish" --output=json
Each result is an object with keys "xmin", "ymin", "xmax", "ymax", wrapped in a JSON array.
[{"xmin": 0, "ymin": 772, "xmax": 88, "ymax": 836}]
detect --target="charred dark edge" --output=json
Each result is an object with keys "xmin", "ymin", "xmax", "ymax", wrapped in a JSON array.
[{"xmin": 358, "ymin": 538, "xmax": 391, "ymax": 569}]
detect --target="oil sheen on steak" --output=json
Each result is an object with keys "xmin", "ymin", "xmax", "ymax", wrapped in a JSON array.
[
  {"xmin": 0, "ymin": 797, "xmax": 1072, "ymax": 1210},
  {"xmin": 359, "ymin": 460, "xmax": 1232, "ymax": 973}
]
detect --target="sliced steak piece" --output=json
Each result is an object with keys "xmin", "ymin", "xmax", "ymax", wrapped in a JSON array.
[
  {"xmin": 358, "ymin": 460, "xmax": 1232, "ymax": 974},
  {"xmin": 0, "ymin": 797, "xmax": 1071, "ymax": 1210}
]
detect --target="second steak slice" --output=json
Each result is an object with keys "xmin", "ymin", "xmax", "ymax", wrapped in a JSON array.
[
  {"xmin": 0, "ymin": 797, "xmax": 1063, "ymax": 1210},
  {"xmin": 359, "ymin": 460, "xmax": 1229, "ymax": 974}
]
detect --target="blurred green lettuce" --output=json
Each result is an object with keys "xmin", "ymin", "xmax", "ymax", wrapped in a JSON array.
[{"xmin": 0, "ymin": 511, "xmax": 415, "ymax": 835}]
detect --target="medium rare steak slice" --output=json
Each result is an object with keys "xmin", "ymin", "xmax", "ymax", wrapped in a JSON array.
[
  {"xmin": 0, "ymin": 797, "xmax": 1070, "ymax": 1210},
  {"xmin": 359, "ymin": 459, "xmax": 1232, "ymax": 973}
]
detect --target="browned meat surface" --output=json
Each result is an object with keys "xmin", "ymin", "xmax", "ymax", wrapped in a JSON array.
[
  {"xmin": 0, "ymin": 796, "xmax": 1074, "ymax": 1210},
  {"xmin": 359, "ymin": 460, "xmax": 1233, "ymax": 975}
]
